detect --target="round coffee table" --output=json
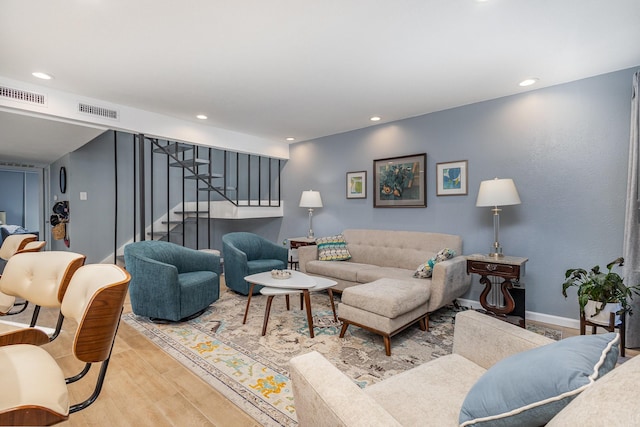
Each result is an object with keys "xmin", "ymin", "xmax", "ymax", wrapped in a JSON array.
[{"xmin": 243, "ymin": 271, "xmax": 337, "ymax": 338}]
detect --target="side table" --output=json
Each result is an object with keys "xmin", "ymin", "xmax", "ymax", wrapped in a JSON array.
[
  {"xmin": 466, "ymin": 254, "xmax": 528, "ymax": 327},
  {"xmin": 288, "ymin": 237, "xmax": 316, "ymax": 270}
]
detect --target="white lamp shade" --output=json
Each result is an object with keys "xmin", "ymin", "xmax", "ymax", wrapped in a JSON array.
[
  {"xmin": 299, "ymin": 190, "xmax": 323, "ymax": 208},
  {"xmin": 476, "ymin": 178, "xmax": 521, "ymax": 207}
]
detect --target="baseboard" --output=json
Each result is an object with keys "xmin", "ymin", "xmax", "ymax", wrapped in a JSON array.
[{"xmin": 456, "ymin": 298, "xmax": 580, "ymax": 330}]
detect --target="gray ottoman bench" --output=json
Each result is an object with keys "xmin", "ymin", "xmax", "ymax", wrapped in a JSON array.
[{"xmin": 338, "ymin": 278, "xmax": 431, "ymax": 356}]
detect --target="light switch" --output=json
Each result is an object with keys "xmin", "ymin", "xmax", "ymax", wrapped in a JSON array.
[{"xmin": 80, "ymin": 192, "xmax": 88, "ymax": 201}]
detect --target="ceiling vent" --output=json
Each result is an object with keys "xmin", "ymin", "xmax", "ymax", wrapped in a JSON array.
[
  {"xmin": 0, "ymin": 86, "xmax": 46, "ymax": 105},
  {"xmin": 78, "ymin": 103, "xmax": 119, "ymax": 120}
]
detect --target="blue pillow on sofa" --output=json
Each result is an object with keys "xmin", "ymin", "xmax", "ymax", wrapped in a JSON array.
[{"xmin": 459, "ymin": 332, "xmax": 619, "ymax": 427}]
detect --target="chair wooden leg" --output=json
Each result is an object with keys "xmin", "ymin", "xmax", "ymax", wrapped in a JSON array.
[
  {"xmin": 620, "ymin": 313, "xmax": 626, "ymax": 357},
  {"xmin": 262, "ymin": 296, "xmax": 274, "ymax": 336},
  {"xmin": 285, "ymin": 295, "xmax": 290, "ymax": 311},
  {"xmin": 418, "ymin": 315, "xmax": 427, "ymax": 331}
]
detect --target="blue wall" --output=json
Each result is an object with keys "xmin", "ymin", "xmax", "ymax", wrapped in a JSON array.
[{"xmin": 279, "ymin": 67, "xmax": 639, "ymax": 320}]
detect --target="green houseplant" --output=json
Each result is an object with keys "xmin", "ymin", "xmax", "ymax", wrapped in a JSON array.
[{"xmin": 562, "ymin": 257, "xmax": 640, "ymax": 318}]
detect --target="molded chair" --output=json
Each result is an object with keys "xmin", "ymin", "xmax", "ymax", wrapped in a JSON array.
[
  {"xmin": 16, "ymin": 240, "xmax": 46, "ymax": 254},
  {"xmin": 0, "ymin": 251, "xmax": 86, "ymax": 344},
  {"xmin": 0, "ymin": 263, "xmax": 130, "ymax": 426},
  {"xmin": 0, "ymin": 233, "xmax": 37, "ymax": 261},
  {"xmin": 222, "ymin": 232, "xmax": 288, "ymax": 295},
  {"xmin": 124, "ymin": 240, "xmax": 220, "ymax": 322}
]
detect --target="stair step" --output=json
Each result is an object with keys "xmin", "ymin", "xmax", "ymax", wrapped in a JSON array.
[
  {"xmin": 199, "ymin": 186, "xmax": 237, "ymax": 192},
  {"xmin": 147, "ymin": 230, "xmax": 183, "ymax": 237},
  {"xmin": 169, "ymin": 158, "xmax": 210, "ymax": 168},
  {"xmin": 153, "ymin": 143, "xmax": 192, "ymax": 154},
  {"xmin": 185, "ymin": 173, "xmax": 224, "ymax": 180},
  {"xmin": 161, "ymin": 218, "xmax": 197, "ymax": 224}
]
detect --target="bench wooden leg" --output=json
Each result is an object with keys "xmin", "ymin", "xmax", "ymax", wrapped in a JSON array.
[
  {"xmin": 339, "ymin": 322, "xmax": 349, "ymax": 338},
  {"xmin": 383, "ymin": 336, "xmax": 391, "ymax": 356}
]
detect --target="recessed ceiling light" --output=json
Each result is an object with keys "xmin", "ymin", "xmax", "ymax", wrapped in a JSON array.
[
  {"xmin": 286, "ymin": 137, "xmax": 295, "ymax": 141},
  {"xmin": 196, "ymin": 114, "xmax": 208, "ymax": 120},
  {"xmin": 32, "ymin": 72, "xmax": 53, "ymax": 80},
  {"xmin": 519, "ymin": 78, "xmax": 539, "ymax": 87},
  {"xmin": 370, "ymin": 116, "xmax": 381, "ymax": 122}
]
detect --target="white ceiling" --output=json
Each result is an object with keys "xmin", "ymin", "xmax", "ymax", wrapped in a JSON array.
[{"xmin": 1, "ymin": 0, "xmax": 640, "ymax": 165}]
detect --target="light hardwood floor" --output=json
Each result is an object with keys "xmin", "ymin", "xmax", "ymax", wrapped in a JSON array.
[{"xmin": 9, "ymin": 282, "xmax": 636, "ymax": 426}]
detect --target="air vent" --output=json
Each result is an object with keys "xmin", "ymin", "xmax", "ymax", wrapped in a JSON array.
[
  {"xmin": 78, "ymin": 103, "xmax": 119, "ymax": 120},
  {"xmin": 0, "ymin": 86, "xmax": 46, "ymax": 105},
  {"xmin": 0, "ymin": 161, "xmax": 38, "ymax": 168}
]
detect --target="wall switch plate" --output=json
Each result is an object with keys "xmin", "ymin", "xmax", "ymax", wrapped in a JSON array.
[{"xmin": 80, "ymin": 192, "xmax": 88, "ymax": 200}]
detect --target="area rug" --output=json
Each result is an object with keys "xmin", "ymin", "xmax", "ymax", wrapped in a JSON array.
[{"xmin": 122, "ymin": 290, "xmax": 561, "ymax": 426}]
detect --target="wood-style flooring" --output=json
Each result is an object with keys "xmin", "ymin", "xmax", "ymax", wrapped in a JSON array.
[{"xmin": 7, "ymin": 279, "xmax": 636, "ymax": 426}]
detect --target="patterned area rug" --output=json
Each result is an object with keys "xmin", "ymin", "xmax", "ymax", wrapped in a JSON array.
[{"xmin": 122, "ymin": 289, "xmax": 561, "ymax": 426}]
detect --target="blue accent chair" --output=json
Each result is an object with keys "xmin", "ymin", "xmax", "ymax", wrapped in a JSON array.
[
  {"xmin": 222, "ymin": 232, "xmax": 288, "ymax": 295},
  {"xmin": 124, "ymin": 240, "xmax": 220, "ymax": 322}
]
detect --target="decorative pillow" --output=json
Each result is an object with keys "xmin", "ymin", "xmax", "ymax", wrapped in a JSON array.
[
  {"xmin": 414, "ymin": 248, "xmax": 456, "ymax": 279},
  {"xmin": 459, "ymin": 332, "xmax": 620, "ymax": 427},
  {"xmin": 316, "ymin": 234, "xmax": 351, "ymax": 261}
]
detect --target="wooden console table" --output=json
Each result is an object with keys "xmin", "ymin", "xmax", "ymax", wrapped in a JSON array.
[
  {"xmin": 466, "ymin": 254, "xmax": 528, "ymax": 327},
  {"xmin": 287, "ymin": 237, "xmax": 316, "ymax": 270}
]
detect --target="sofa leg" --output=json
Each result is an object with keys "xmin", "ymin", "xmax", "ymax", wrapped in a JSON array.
[
  {"xmin": 419, "ymin": 314, "xmax": 429, "ymax": 331},
  {"xmin": 383, "ymin": 336, "xmax": 391, "ymax": 356},
  {"xmin": 339, "ymin": 322, "xmax": 349, "ymax": 338}
]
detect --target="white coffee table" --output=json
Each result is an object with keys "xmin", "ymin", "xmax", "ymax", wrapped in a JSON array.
[{"xmin": 243, "ymin": 271, "xmax": 337, "ymax": 338}]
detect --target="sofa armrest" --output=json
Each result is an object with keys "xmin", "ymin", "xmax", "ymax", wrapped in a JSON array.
[
  {"xmin": 289, "ymin": 351, "xmax": 402, "ymax": 427},
  {"xmin": 452, "ymin": 310, "xmax": 554, "ymax": 370},
  {"xmin": 298, "ymin": 245, "xmax": 318, "ymax": 273},
  {"xmin": 427, "ymin": 256, "xmax": 472, "ymax": 312}
]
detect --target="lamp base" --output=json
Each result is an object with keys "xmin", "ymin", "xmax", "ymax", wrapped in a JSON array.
[
  {"xmin": 488, "ymin": 252, "xmax": 505, "ymax": 258},
  {"xmin": 489, "ymin": 244, "xmax": 503, "ymax": 258}
]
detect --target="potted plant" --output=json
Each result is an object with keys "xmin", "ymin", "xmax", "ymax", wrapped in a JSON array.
[{"xmin": 562, "ymin": 257, "xmax": 640, "ymax": 324}]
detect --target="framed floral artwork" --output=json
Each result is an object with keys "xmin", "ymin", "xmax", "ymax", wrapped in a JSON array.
[
  {"xmin": 373, "ymin": 153, "xmax": 426, "ymax": 208},
  {"xmin": 436, "ymin": 160, "xmax": 468, "ymax": 196}
]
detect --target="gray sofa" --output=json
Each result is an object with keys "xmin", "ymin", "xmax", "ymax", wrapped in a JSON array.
[
  {"xmin": 290, "ymin": 309, "xmax": 632, "ymax": 426},
  {"xmin": 298, "ymin": 229, "xmax": 471, "ymax": 313}
]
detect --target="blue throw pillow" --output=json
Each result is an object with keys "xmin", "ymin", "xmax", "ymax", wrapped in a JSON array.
[{"xmin": 459, "ymin": 332, "xmax": 619, "ymax": 427}]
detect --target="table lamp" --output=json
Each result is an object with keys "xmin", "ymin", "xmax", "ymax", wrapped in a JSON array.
[
  {"xmin": 299, "ymin": 190, "xmax": 323, "ymax": 239},
  {"xmin": 476, "ymin": 178, "xmax": 521, "ymax": 258}
]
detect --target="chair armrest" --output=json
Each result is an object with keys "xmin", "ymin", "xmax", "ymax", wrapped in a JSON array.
[
  {"xmin": 427, "ymin": 256, "xmax": 472, "ymax": 312},
  {"xmin": 289, "ymin": 351, "xmax": 402, "ymax": 427},
  {"xmin": 0, "ymin": 327, "xmax": 49, "ymax": 346},
  {"xmin": 174, "ymin": 246, "xmax": 220, "ymax": 275},
  {"xmin": 298, "ymin": 245, "xmax": 318, "ymax": 273},
  {"xmin": 452, "ymin": 310, "xmax": 554, "ymax": 370},
  {"xmin": 260, "ymin": 240, "xmax": 288, "ymax": 265}
]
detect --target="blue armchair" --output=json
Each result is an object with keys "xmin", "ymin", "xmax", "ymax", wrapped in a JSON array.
[
  {"xmin": 124, "ymin": 240, "xmax": 220, "ymax": 322},
  {"xmin": 222, "ymin": 232, "xmax": 288, "ymax": 295}
]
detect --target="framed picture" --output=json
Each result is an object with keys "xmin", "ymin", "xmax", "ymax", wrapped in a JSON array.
[
  {"xmin": 373, "ymin": 153, "xmax": 426, "ymax": 208},
  {"xmin": 346, "ymin": 171, "xmax": 367, "ymax": 199},
  {"xmin": 436, "ymin": 160, "xmax": 468, "ymax": 196}
]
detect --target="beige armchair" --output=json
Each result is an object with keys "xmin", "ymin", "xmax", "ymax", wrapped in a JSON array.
[
  {"xmin": 0, "ymin": 251, "xmax": 86, "ymax": 344},
  {"xmin": 0, "ymin": 263, "xmax": 131, "ymax": 425}
]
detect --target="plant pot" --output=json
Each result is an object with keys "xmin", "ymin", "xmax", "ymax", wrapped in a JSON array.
[{"xmin": 583, "ymin": 300, "xmax": 622, "ymax": 327}]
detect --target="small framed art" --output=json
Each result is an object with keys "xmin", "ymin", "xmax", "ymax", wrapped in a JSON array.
[
  {"xmin": 346, "ymin": 171, "xmax": 367, "ymax": 199},
  {"xmin": 436, "ymin": 160, "xmax": 468, "ymax": 196},
  {"xmin": 373, "ymin": 153, "xmax": 426, "ymax": 208}
]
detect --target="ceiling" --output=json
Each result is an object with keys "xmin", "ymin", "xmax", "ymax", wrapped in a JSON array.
[{"xmin": 1, "ymin": 0, "xmax": 640, "ymax": 165}]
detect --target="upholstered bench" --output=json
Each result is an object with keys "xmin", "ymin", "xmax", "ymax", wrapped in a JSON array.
[{"xmin": 338, "ymin": 278, "xmax": 431, "ymax": 356}]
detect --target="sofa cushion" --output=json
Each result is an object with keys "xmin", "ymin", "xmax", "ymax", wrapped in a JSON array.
[
  {"xmin": 355, "ymin": 266, "xmax": 422, "ymax": 284},
  {"xmin": 366, "ymin": 353, "xmax": 486, "ymax": 426},
  {"xmin": 341, "ymin": 279, "xmax": 429, "ymax": 318},
  {"xmin": 414, "ymin": 248, "xmax": 456, "ymax": 279},
  {"xmin": 316, "ymin": 234, "xmax": 351, "ymax": 261},
  {"xmin": 305, "ymin": 260, "xmax": 374, "ymax": 282},
  {"xmin": 459, "ymin": 332, "xmax": 620, "ymax": 427}
]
